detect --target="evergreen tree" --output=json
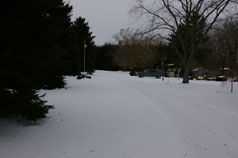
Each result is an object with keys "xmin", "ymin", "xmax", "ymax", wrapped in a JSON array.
[
  {"xmin": 36, "ymin": 0, "xmax": 73, "ymax": 89},
  {"xmin": 95, "ymin": 44, "xmax": 120, "ymax": 71},
  {"xmin": 71, "ymin": 17, "xmax": 96, "ymax": 74},
  {"xmin": 0, "ymin": 0, "xmax": 72, "ymax": 120},
  {"xmin": 169, "ymin": 11, "xmax": 208, "ymax": 81}
]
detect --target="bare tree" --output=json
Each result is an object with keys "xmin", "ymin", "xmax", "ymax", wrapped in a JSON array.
[
  {"xmin": 130, "ymin": 0, "xmax": 238, "ymax": 83},
  {"xmin": 224, "ymin": 16, "xmax": 238, "ymax": 74},
  {"xmin": 114, "ymin": 28, "xmax": 158, "ymax": 71},
  {"xmin": 210, "ymin": 15, "xmax": 238, "ymax": 92}
]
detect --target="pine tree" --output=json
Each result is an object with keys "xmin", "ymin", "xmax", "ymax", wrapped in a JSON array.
[
  {"xmin": 71, "ymin": 17, "xmax": 96, "ymax": 74},
  {"xmin": 94, "ymin": 44, "xmax": 120, "ymax": 71},
  {"xmin": 0, "ymin": 0, "xmax": 72, "ymax": 120}
]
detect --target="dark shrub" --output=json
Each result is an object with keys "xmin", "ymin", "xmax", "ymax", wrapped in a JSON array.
[{"xmin": 130, "ymin": 70, "xmax": 136, "ymax": 76}]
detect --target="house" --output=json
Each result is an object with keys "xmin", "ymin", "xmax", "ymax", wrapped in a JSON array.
[
  {"xmin": 219, "ymin": 67, "xmax": 231, "ymax": 76},
  {"xmin": 166, "ymin": 64, "xmax": 181, "ymax": 77},
  {"xmin": 192, "ymin": 67, "xmax": 209, "ymax": 79}
]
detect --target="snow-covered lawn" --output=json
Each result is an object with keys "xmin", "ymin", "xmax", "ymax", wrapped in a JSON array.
[{"xmin": 1, "ymin": 71, "xmax": 238, "ymax": 158}]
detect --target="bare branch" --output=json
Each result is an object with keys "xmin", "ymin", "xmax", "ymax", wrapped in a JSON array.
[
  {"xmin": 139, "ymin": 4, "xmax": 175, "ymax": 30},
  {"xmin": 162, "ymin": 0, "xmax": 179, "ymax": 28},
  {"xmin": 129, "ymin": 0, "xmax": 237, "ymax": 83}
]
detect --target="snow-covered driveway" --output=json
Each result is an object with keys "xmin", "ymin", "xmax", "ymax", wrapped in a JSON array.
[{"xmin": 1, "ymin": 71, "xmax": 238, "ymax": 158}]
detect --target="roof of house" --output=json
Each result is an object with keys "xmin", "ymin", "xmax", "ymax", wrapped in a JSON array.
[{"xmin": 192, "ymin": 67, "xmax": 208, "ymax": 72}]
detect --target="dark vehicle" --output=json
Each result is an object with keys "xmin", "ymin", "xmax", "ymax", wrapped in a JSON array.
[
  {"xmin": 138, "ymin": 69, "xmax": 164, "ymax": 78},
  {"xmin": 216, "ymin": 76, "xmax": 227, "ymax": 81},
  {"xmin": 129, "ymin": 70, "xmax": 137, "ymax": 76}
]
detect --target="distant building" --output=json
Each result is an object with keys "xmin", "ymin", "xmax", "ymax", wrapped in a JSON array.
[
  {"xmin": 166, "ymin": 64, "xmax": 181, "ymax": 77},
  {"xmin": 192, "ymin": 67, "xmax": 209, "ymax": 79},
  {"xmin": 219, "ymin": 67, "xmax": 231, "ymax": 75}
]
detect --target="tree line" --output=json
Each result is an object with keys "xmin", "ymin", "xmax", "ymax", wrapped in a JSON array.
[
  {"xmin": 128, "ymin": 0, "xmax": 238, "ymax": 83},
  {"xmin": 95, "ymin": 13, "xmax": 238, "ymax": 79},
  {"xmin": 95, "ymin": 0, "xmax": 238, "ymax": 83},
  {"xmin": 0, "ymin": 0, "xmax": 95, "ymax": 120}
]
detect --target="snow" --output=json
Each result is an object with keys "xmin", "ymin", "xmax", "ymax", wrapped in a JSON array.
[{"xmin": 1, "ymin": 71, "xmax": 238, "ymax": 158}]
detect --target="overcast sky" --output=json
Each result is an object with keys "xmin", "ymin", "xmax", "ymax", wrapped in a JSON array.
[{"xmin": 65, "ymin": 0, "xmax": 134, "ymax": 45}]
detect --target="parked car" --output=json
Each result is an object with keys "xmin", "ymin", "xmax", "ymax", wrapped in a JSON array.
[
  {"xmin": 216, "ymin": 76, "xmax": 227, "ymax": 81},
  {"xmin": 138, "ymin": 69, "xmax": 164, "ymax": 78}
]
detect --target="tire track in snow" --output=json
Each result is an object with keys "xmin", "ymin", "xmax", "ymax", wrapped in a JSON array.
[
  {"xmin": 118, "ymin": 77, "xmax": 178, "ymax": 158},
  {"xmin": 120, "ymin": 77, "xmax": 238, "ymax": 158},
  {"xmin": 110, "ymin": 72, "xmax": 175, "ymax": 158}
]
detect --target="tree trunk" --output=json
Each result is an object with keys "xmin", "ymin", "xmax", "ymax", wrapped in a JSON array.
[{"xmin": 183, "ymin": 66, "xmax": 190, "ymax": 84}]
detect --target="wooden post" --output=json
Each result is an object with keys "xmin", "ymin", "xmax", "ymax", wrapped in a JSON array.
[{"xmin": 231, "ymin": 78, "xmax": 233, "ymax": 93}]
